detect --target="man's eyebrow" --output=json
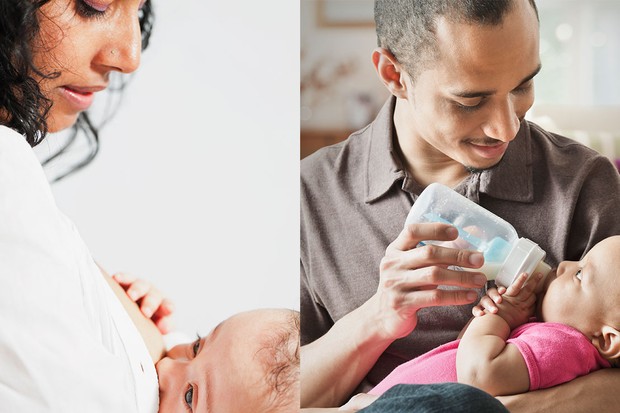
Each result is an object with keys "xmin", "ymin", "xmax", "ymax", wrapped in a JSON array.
[
  {"xmin": 517, "ymin": 63, "xmax": 542, "ymax": 88},
  {"xmin": 449, "ymin": 63, "xmax": 543, "ymax": 99}
]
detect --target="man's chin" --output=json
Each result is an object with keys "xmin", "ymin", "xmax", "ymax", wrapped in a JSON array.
[{"xmin": 463, "ymin": 159, "xmax": 502, "ymax": 173}]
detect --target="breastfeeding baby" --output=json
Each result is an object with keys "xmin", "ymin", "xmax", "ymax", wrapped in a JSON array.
[{"xmin": 108, "ymin": 273, "xmax": 299, "ymax": 413}]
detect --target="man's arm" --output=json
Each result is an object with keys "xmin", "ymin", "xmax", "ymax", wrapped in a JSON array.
[
  {"xmin": 301, "ymin": 295, "xmax": 395, "ymax": 408},
  {"xmin": 498, "ymin": 369, "xmax": 620, "ymax": 412},
  {"xmin": 301, "ymin": 223, "xmax": 488, "ymax": 407}
]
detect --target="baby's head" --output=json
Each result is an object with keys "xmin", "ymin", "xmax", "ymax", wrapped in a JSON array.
[
  {"xmin": 538, "ymin": 235, "xmax": 620, "ymax": 363},
  {"xmin": 156, "ymin": 308, "xmax": 299, "ymax": 412}
]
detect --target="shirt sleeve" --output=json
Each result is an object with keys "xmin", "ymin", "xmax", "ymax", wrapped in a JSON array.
[
  {"xmin": 300, "ymin": 260, "xmax": 334, "ymax": 345},
  {"xmin": 507, "ymin": 322, "xmax": 610, "ymax": 390}
]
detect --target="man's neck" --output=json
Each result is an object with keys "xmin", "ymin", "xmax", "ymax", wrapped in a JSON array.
[{"xmin": 393, "ymin": 99, "xmax": 470, "ymax": 189}]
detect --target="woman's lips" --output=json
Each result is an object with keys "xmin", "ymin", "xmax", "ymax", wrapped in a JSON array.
[{"xmin": 59, "ymin": 85, "xmax": 102, "ymax": 111}]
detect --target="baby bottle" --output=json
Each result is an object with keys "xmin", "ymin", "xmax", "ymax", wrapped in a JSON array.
[{"xmin": 405, "ymin": 183, "xmax": 551, "ymax": 287}]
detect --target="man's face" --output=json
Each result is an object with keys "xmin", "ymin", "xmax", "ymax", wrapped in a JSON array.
[{"xmin": 397, "ymin": 0, "xmax": 541, "ymax": 171}]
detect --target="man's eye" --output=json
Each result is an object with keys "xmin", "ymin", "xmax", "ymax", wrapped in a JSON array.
[
  {"xmin": 185, "ymin": 386, "xmax": 193, "ymax": 408},
  {"xmin": 575, "ymin": 269, "xmax": 582, "ymax": 281},
  {"xmin": 455, "ymin": 101, "xmax": 484, "ymax": 112}
]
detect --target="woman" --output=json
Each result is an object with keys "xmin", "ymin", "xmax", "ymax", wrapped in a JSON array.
[
  {"xmin": 0, "ymin": 1, "xmax": 162, "ymax": 412},
  {"xmin": 2, "ymin": 0, "xmax": 153, "ymax": 179},
  {"xmin": 1, "ymin": 3, "xmax": 300, "ymax": 412}
]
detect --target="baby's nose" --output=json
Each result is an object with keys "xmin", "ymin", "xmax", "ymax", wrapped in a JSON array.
[{"xmin": 155, "ymin": 356, "xmax": 174, "ymax": 387}]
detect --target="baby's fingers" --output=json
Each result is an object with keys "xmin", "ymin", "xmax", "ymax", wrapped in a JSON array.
[
  {"xmin": 112, "ymin": 272, "xmax": 137, "ymax": 288},
  {"xmin": 473, "ymin": 295, "xmax": 499, "ymax": 316},
  {"xmin": 506, "ymin": 272, "xmax": 543, "ymax": 297},
  {"xmin": 505, "ymin": 273, "xmax": 529, "ymax": 296},
  {"xmin": 123, "ymin": 279, "xmax": 152, "ymax": 302},
  {"xmin": 139, "ymin": 288, "xmax": 164, "ymax": 318},
  {"xmin": 487, "ymin": 286, "xmax": 504, "ymax": 304}
]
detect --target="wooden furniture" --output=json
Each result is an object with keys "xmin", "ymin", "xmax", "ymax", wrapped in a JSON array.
[{"xmin": 300, "ymin": 128, "xmax": 353, "ymax": 159}]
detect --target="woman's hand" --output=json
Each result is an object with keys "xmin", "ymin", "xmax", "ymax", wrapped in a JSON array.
[{"xmin": 112, "ymin": 272, "xmax": 174, "ymax": 334}]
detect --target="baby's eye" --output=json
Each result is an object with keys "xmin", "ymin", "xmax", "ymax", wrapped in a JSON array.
[
  {"xmin": 185, "ymin": 386, "xmax": 193, "ymax": 409},
  {"xmin": 575, "ymin": 269, "xmax": 582, "ymax": 281},
  {"xmin": 192, "ymin": 336, "xmax": 201, "ymax": 357}
]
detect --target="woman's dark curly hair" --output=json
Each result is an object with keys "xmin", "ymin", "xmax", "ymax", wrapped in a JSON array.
[{"xmin": 0, "ymin": 0, "xmax": 155, "ymax": 181}]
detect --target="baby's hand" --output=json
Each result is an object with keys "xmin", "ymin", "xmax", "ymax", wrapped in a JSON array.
[
  {"xmin": 112, "ymin": 272, "xmax": 174, "ymax": 334},
  {"xmin": 473, "ymin": 272, "xmax": 543, "ymax": 330}
]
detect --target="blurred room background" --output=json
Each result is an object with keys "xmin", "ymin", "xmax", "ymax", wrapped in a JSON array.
[{"xmin": 301, "ymin": 0, "xmax": 620, "ymax": 166}]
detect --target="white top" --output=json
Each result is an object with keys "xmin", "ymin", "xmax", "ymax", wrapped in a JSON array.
[{"xmin": 0, "ymin": 126, "xmax": 158, "ymax": 413}]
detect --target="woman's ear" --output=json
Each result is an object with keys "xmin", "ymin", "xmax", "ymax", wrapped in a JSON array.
[
  {"xmin": 593, "ymin": 325, "xmax": 620, "ymax": 360},
  {"xmin": 371, "ymin": 47, "xmax": 408, "ymax": 99}
]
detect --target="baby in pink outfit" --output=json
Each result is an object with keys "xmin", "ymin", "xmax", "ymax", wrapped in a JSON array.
[{"xmin": 371, "ymin": 235, "xmax": 620, "ymax": 397}]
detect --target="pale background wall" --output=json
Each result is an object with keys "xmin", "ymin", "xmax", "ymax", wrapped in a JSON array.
[{"xmin": 37, "ymin": 0, "xmax": 299, "ymax": 336}]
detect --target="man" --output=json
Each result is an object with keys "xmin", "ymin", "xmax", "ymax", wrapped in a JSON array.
[{"xmin": 300, "ymin": 0, "xmax": 620, "ymax": 410}]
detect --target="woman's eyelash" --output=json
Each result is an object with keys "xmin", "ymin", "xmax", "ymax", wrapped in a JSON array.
[
  {"xmin": 575, "ymin": 269, "xmax": 583, "ymax": 281},
  {"xmin": 75, "ymin": 0, "xmax": 107, "ymax": 19}
]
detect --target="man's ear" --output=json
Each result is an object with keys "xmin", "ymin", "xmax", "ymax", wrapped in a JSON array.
[
  {"xmin": 372, "ymin": 47, "xmax": 408, "ymax": 99},
  {"xmin": 592, "ymin": 325, "xmax": 620, "ymax": 360}
]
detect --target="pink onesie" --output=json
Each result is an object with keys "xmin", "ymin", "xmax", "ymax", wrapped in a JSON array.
[{"xmin": 370, "ymin": 322, "xmax": 610, "ymax": 395}]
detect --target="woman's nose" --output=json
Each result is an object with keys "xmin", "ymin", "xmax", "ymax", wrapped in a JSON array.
[{"xmin": 95, "ymin": 12, "xmax": 142, "ymax": 74}]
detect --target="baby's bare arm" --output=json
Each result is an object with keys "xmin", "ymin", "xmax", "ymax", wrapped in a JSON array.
[
  {"xmin": 457, "ymin": 273, "xmax": 542, "ymax": 395},
  {"xmin": 457, "ymin": 313, "xmax": 529, "ymax": 395}
]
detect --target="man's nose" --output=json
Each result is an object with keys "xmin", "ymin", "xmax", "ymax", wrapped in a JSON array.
[{"xmin": 481, "ymin": 98, "xmax": 520, "ymax": 143}]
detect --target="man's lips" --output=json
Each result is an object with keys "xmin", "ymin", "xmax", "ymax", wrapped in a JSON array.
[{"xmin": 467, "ymin": 141, "xmax": 508, "ymax": 159}]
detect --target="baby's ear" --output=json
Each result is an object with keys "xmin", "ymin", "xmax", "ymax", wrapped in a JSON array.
[{"xmin": 593, "ymin": 325, "xmax": 620, "ymax": 360}]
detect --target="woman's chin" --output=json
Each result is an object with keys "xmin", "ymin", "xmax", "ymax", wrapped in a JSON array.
[{"xmin": 46, "ymin": 111, "xmax": 81, "ymax": 133}]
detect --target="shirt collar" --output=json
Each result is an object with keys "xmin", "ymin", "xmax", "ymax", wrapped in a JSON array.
[
  {"xmin": 364, "ymin": 96, "xmax": 534, "ymax": 204},
  {"xmin": 364, "ymin": 97, "xmax": 406, "ymax": 203}
]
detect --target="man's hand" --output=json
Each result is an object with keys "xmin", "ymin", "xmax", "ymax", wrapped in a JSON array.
[
  {"xmin": 301, "ymin": 222, "xmax": 488, "ymax": 408},
  {"xmin": 112, "ymin": 272, "xmax": 174, "ymax": 334},
  {"xmin": 339, "ymin": 393, "xmax": 379, "ymax": 411},
  {"xmin": 372, "ymin": 222, "xmax": 488, "ymax": 341}
]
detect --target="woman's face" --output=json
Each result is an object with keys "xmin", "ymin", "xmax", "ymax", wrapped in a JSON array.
[{"xmin": 34, "ymin": 0, "xmax": 145, "ymax": 132}]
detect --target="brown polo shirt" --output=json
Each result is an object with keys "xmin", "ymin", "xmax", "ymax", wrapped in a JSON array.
[{"xmin": 301, "ymin": 97, "xmax": 620, "ymax": 393}]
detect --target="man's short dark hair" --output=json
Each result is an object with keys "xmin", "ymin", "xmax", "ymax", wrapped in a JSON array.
[{"xmin": 374, "ymin": 0, "xmax": 539, "ymax": 79}]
